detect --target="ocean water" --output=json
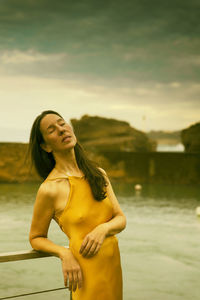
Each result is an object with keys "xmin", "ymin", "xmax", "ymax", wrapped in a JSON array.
[
  {"xmin": 156, "ymin": 143, "xmax": 184, "ymax": 152},
  {"xmin": 0, "ymin": 181, "xmax": 200, "ymax": 300}
]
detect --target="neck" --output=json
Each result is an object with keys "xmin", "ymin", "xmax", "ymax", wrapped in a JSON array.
[{"xmin": 53, "ymin": 148, "xmax": 81, "ymax": 175}]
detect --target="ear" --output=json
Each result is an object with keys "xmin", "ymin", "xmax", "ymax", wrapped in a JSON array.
[{"xmin": 40, "ymin": 142, "xmax": 52, "ymax": 153}]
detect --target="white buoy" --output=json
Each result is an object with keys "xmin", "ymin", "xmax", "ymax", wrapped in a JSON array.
[
  {"xmin": 196, "ymin": 207, "xmax": 200, "ymax": 217},
  {"xmin": 134, "ymin": 184, "xmax": 142, "ymax": 191}
]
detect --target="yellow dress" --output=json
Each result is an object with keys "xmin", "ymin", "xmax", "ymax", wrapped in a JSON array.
[{"xmin": 49, "ymin": 175, "xmax": 123, "ymax": 300}]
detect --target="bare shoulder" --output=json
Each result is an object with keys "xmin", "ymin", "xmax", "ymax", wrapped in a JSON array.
[
  {"xmin": 37, "ymin": 180, "xmax": 58, "ymax": 200},
  {"xmin": 98, "ymin": 167, "xmax": 110, "ymax": 184},
  {"xmin": 30, "ymin": 181, "xmax": 58, "ymax": 223},
  {"xmin": 36, "ymin": 178, "xmax": 70, "ymax": 204},
  {"xmin": 98, "ymin": 167, "xmax": 107, "ymax": 176}
]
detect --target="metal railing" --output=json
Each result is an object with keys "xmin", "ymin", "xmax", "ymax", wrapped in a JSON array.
[
  {"xmin": 0, "ymin": 249, "xmax": 54, "ymax": 263},
  {"xmin": 0, "ymin": 249, "xmax": 72, "ymax": 300}
]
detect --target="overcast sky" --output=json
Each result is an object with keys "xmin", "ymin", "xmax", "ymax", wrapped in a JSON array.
[{"xmin": 0, "ymin": 0, "xmax": 199, "ymax": 142}]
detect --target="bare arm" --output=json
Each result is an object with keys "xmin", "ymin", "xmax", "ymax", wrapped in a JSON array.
[
  {"xmin": 29, "ymin": 182, "xmax": 66, "ymax": 257},
  {"xmin": 29, "ymin": 182, "xmax": 82, "ymax": 291},
  {"xmin": 80, "ymin": 168, "xmax": 126, "ymax": 257},
  {"xmin": 101, "ymin": 168, "xmax": 127, "ymax": 236}
]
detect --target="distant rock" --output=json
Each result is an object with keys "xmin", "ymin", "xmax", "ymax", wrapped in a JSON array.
[
  {"xmin": 0, "ymin": 142, "xmax": 40, "ymax": 183},
  {"xmin": 181, "ymin": 122, "xmax": 200, "ymax": 152},
  {"xmin": 147, "ymin": 130, "xmax": 181, "ymax": 145},
  {"xmin": 71, "ymin": 115, "xmax": 156, "ymax": 152}
]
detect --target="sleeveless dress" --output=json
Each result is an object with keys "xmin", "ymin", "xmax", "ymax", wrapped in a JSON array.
[{"xmin": 47, "ymin": 175, "xmax": 123, "ymax": 300}]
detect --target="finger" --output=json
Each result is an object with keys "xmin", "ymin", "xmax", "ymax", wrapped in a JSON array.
[
  {"xmin": 79, "ymin": 237, "xmax": 89, "ymax": 253},
  {"xmin": 72, "ymin": 271, "xmax": 78, "ymax": 292},
  {"xmin": 64, "ymin": 272, "xmax": 69, "ymax": 288},
  {"xmin": 92, "ymin": 243, "xmax": 101, "ymax": 256},
  {"xmin": 82, "ymin": 240, "xmax": 93, "ymax": 257},
  {"xmin": 86, "ymin": 242, "xmax": 98, "ymax": 257},
  {"xmin": 77, "ymin": 270, "xmax": 83, "ymax": 289},
  {"xmin": 68, "ymin": 272, "xmax": 73, "ymax": 291}
]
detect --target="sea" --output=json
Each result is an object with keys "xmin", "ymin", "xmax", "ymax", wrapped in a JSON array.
[{"xmin": 0, "ymin": 180, "xmax": 200, "ymax": 300}]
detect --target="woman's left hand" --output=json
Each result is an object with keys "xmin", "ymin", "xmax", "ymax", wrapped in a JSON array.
[{"xmin": 79, "ymin": 223, "xmax": 108, "ymax": 258}]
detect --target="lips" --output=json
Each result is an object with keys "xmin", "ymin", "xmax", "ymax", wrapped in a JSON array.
[{"xmin": 62, "ymin": 135, "xmax": 72, "ymax": 142}]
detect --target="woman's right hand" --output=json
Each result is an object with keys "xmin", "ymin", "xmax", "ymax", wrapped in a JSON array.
[{"xmin": 60, "ymin": 248, "xmax": 83, "ymax": 292}]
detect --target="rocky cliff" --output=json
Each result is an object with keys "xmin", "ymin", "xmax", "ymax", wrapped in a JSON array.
[
  {"xmin": 0, "ymin": 143, "xmax": 40, "ymax": 183},
  {"xmin": 71, "ymin": 115, "xmax": 156, "ymax": 152},
  {"xmin": 181, "ymin": 122, "xmax": 200, "ymax": 152}
]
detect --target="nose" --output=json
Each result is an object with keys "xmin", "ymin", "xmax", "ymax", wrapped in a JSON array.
[{"xmin": 57, "ymin": 124, "xmax": 66, "ymax": 135}]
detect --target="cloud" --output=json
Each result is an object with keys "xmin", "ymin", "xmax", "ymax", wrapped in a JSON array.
[
  {"xmin": 0, "ymin": 0, "xmax": 199, "ymax": 141},
  {"xmin": 176, "ymin": 55, "xmax": 200, "ymax": 67},
  {"xmin": 169, "ymin": 82, "xmax": 181, "ymax": 88},
  {"xmin": 0, "ymin": 0, "xmax": 199, "ymax": 85},
  {"xmin": 0, "ymin": 72, "xmax": 199, "ymax": 133},
  {"xmin": 0, "ymin": 49, "xmax": 72, "ymax": 80},
  {"xmin": 0, "ymin": 49, "xmax": 67, "ymax": 64}
]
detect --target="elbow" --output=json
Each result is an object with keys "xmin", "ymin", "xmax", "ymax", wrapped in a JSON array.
[
  {"xmin": 29, "ymin": 233, "xmax": 46, "ymax": 250},
  {"xmin": 29, "ymin": 234, "xmax": 36, "ymax": 249},
  {"xmin": 29, "ymin": 230, "xmax": 36, "ymax": 246},
  {"xmin": 122, "ymin": 214, "xmax": 127, "ymax": 231},
  {"xmin": 29, "ymin": 232, "xmax": 33, "ymax": 246},
  {"xmin": 115, "ymin": 212, "xmax": 127, "ymax": 231},
  {"xmin": 116, "ymin": 213, "xmax": 127, "ymax": 231}
]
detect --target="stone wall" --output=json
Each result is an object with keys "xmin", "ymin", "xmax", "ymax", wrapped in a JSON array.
[
  {"xmin": 0, "ymin": 143, "xmax": 199, "ymax": 184},
  {"xmin": 100, "ymin": 151, "xmax": 200, "ymax": 184}
]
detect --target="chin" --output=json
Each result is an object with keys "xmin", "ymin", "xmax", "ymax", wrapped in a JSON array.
[{"xmin": 63, "ymin": 141, "xmax": 76, "ymax": 150}]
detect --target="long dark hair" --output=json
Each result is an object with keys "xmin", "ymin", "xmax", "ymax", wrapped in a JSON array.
[{"xmin": 28, "ymin": 110, "xmax": 107, "ymax": 201}]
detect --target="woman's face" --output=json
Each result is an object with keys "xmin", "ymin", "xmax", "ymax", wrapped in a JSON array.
[{"xmin": 39, "ymin": 113, "xmax": 77, "ymax": 153}]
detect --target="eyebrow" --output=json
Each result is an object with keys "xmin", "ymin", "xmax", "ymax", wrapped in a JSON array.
[{"xmin": 46, "ymin": 118, "xmax": 64, "ymax": 131}]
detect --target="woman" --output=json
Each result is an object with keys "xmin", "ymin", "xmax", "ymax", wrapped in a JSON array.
[{"xmin": 29, "ymin": 110, "xmax": 126, "ymax": 300}]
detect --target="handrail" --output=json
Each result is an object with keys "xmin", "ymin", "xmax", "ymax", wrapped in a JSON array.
[
  {"xmin": 0, "ymin": 247, "xmax": 69, "ymax": 263},
  {"xmin": 0, "ymin": 249, "xmax": 54, "ymax": 263},
  {"xmin": 0, "ymin": 248, "xmax": 72, "ymax": 300},
  {"xmin": 0, "ymin": 287, "xmax": 67, "ymax": 300}
]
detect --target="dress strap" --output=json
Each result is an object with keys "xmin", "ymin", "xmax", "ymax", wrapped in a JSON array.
[
  {"xmin": 45, "ymin": 176, "xmax": 69, "ymax": 182},
  {"xmin": 45, "ymin": 175, "xmax": 85, "ymax": 182}
]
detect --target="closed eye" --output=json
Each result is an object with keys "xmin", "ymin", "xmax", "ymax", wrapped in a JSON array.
[
  {"xmin": 49, "ymin": 129, "xmax": 55, "ymax": 134},
  {"xmin": 47, "ymin": 126, "xmax": 55, "ymax": 134}
]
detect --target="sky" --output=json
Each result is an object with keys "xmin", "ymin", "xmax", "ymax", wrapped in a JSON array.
[{"xmin": 0, "ymin": 0, "xmax": 199, "ymax": 142}]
